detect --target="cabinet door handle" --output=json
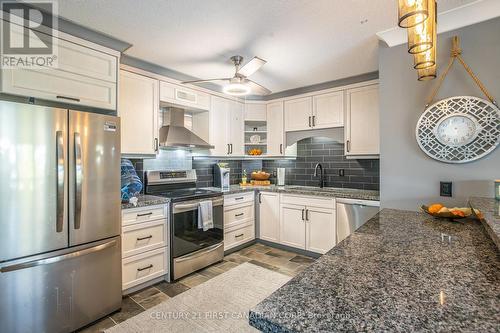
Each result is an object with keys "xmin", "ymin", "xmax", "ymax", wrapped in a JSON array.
[
  {"xmin": 137, "ymin": 235, "xmax": 153, "ymax": 241},
  {"xmin": 57, "ymin": 95, "xmax": 80, "ymax": 102},
  {"xmin": 235, "ymin": 234, "xmax": 244, "ymax": 238},
  {"xmin": 279, "ymin": 143, "xmax": 283, "ymax": 154},
  {"xmin": 235, "ymin": 213, "xmax": 244, "ymax": 217},
  {"xmin": 312, "ymin": 115, "xmax": 316, "ymax": 127},
  {"xmin": 305, "ymin": 209, "xmax": 309, "ymax": 221},
  {"xmin": 235, "ymin": 197, "xmax": 244, "ymax": 201},
  {"xmin": 154, "ymin": 138, "xmax": 159, "ymax": 152},
  {"xmin": 230, "ymin": 143, "xmax": 233, "ymax": 154},
  {"xmin": 227, "ymin": 144, "xmax": 230, "ymax": 154},
  {"xmin": 346, "ymin": 140, "xmax": 350, "ymax": 152},
  {"xmin": 301, "ymin": 208, "xmax": 305, "ymax": 221},
  {"xmin": 308, "ymin": 116, "xmax": 312, "ymax": 128},
  {"xmin": 258, "ymin": 193, "xmax": 262, "ymax": 204},
  {"xmin": 137, "ymin": 264, "xmax": 153, "ymax": 272}
]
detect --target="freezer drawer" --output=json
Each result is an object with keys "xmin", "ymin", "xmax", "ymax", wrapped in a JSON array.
[{"xmin": 0, "ymin": 237, "xmax": 121, "ymax": 333}]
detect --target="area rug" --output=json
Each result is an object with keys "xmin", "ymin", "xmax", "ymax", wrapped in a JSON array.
[{"xmin": 106, "ymin": 262, "xmax": 290, "ymax": 333}]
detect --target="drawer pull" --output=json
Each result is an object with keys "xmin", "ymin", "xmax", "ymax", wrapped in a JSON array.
[
  {"xmin": 56, "ymin": 95, "xmax": 81, "ymax": 102},
  {"xmin": 235, "ymin": 234, "xmax": 244, "ymax": 238},
  {"xmin": 136, "ymin": 212, "xmax": 153, "ymax": 217},
  {"xmin": 235, "ymin": 213, "xmax": 244, "ymax": 217},
  {"xmin": 137, "ymin": 264, "xmax": 153, "ymax": 272},
  {"xmin": 137, "ymin": 235, "xmax": 153, "ymax": 241},
  {"xmin": 235, "ymin": 197, "xmax": 244, "ymax": 200}
]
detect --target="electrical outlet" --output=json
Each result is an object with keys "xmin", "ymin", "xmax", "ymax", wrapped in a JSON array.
[
  {"xmin": 440, "ymin": 181, "xmax": 452, "ymax": 197},
  {"xmin": 272, "ymin": 170, "xmax": 277, "ymax": 177},
  {"xmin": 339, "ymin": 169, "xmax": 345, "ymax": 177}
]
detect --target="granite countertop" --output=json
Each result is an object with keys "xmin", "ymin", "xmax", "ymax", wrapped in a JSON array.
[
  {"xmin": 470, "ymin": 197, "xmax": 500, "ymax": 250},
  {"xmin": 249, "ymin": 208, "xmax": 500, "ymax": 332},
  {"xmin": 121, "ymin": 194, "xmax": 170, "ymax": 210},
  {"xmin": 206, "ymin": 184, "xmax": 379, "ymax": 201}
]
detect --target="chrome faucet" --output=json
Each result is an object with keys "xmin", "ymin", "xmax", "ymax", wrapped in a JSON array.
[{"xmin": 313, "ymin": 163, "xmax": 324, "ymax": 188}]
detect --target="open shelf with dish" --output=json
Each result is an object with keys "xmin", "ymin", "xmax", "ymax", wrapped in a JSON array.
[{"xmin": 244, "ymin": 120, "xmax": 267, "ymax": 156}]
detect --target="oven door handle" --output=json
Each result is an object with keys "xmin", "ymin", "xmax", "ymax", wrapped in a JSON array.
[
  {"xmin": 174, "ymin": 243, "xmax": 224, "ymax": 263},
  {"xmin": 173, "ymin": 198, "xmax": 223, "ymax": 213}
]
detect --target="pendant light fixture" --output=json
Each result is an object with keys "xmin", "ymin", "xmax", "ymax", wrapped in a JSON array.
[
  {"xmin": 407, "ymin": 0, "xmax": 435, "ymax": 54},
  {"xmin": 417, "ymin": 64, "xmax": 437, "ymax": 81},
  {"xmin": 413, "ymin": 0, "xmax": 436, "ymax": 69},
  {"xmin": 398, "ymin": 0, "xmax": 429, "ymax": 28}
]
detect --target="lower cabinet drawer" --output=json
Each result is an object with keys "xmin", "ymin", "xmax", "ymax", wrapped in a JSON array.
[
  {"xmin": 224, "ymin": 203, "xmax": 254, "ymax": 228},
  {"xmin": 122, "ymin": 205, "xmax": 166, "ymax": 226},
  {"xmin": 122, "ymin": 247, "xmax": 167, "ymax": 290},
  {"xmin": 122, "ymin": 220, "xmax": 166, "ymax": 258},
  {"xmin": 224, "ymin": 224, "xmax": 255, "ymax": 251},
  {"xmin": 224, "ymin": 192, "xmax": 254, "ymax": 207}
]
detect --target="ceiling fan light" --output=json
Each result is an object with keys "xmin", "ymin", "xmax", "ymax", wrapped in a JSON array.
[
  {"xmin": 223, "ymin": 83, "xmax": 251, "ymax": 96},
  {"xmin": 398, "ymin": 0, "xmax": 429, "ymax": 28},
  {"xmin": 407, "ymin": 0, "xmax": 436, "ymax": 54},
  {"xmin": 417, "ymin": 64, "xmax": 436, "ymax": 81}
]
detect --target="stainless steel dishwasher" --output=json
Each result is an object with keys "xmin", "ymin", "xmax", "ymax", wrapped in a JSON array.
[{"xmin": 336, "ymin": 198, "xmax": 380, "ymax": 243}]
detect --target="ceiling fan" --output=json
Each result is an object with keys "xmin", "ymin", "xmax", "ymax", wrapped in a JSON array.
[{"xmin": 182, "ymin": 55, "xmax": 271, "ymax": 96}]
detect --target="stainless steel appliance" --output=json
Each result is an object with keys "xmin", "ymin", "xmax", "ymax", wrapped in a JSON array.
[
  {"xmin": 277, "ymin": 168, "xmax": 286, "ymax": 186},
  {"xmin": 0, "ymin": 101, "xmax": 121, "ymax": 333},
  {"xmin": 214, "ymin": 163, "xmax": 230, "ymax": 191},
  {"xmin": 336, "ymin": 198, "xmax": 380, "ymax": 243},
  {"xmin": 158, "ymin": 108, "xmax": 214, "ymax": 149},
  {"xmin": 144, "ymin": 170, "xmax": 224, "ymax": 281}
]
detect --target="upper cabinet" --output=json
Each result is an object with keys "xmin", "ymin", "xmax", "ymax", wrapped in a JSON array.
[
  {"xmin": 118, "ymin": 70, "xmax": 159, "ymax": 155},
  {"xmin": 284, "ymin": 97, "xmax": 312, "ymax": 132},
  {"xmin": 160, "ymin": 81, "xmax": 210, "ymax": 111},
  {"xmin": 209, "ymin": 96, "xmax": 244, "ymax": 156},
  {"xmin": 312, "ymin": 91, "xmax": 343, "ymax": 129},
  {"xmin": 244, "ymin": 103, "xmax": 267, "ymax": 121},
  {"xmin": 344, "ymin": 84, "xmax": 379, "ymax": 157},
  {"xmin": 266, "ymin": 101, "xmax": 285, "ymax": 156},
  {"xmin": 0, "ymin": 21, "xmax": 118, "ymax": 110},
  {"xmin": 284, "ymin": 91, "xmax": 343, "ymax": 132}
]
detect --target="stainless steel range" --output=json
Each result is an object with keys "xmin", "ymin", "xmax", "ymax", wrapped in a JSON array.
[{"xmin": 144, "ymin": 170, "xmax": 224, "ymax": 280}]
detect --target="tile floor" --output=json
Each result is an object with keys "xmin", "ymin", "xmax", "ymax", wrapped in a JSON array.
[{"xmin": 77, "ymin": 243, "xmax": 316, "ymax": 333}]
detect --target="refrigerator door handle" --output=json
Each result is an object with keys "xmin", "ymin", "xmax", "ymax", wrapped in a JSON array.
[
  {"xmin": 56, "ymin": 130, "xmax": 64, "ymax": 233},
  {"xmin": 74, "ymin": 132, "xmax": 83, "ymax": 230},
  {"xmin": 0, "ymin": 240, "xmax": 117, "ymax": 273}
]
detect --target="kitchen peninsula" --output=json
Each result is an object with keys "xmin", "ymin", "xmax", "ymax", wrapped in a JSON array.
[{"xmin": 249, "ymin": 208, "xmax": 500, "ymax": 332}]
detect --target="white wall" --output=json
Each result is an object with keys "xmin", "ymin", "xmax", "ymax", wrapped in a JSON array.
[{"xmin": 379, "ymin": 18, "xmax": 500, "ymax": 210}]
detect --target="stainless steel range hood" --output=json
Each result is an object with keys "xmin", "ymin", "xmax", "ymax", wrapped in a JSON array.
[{"xmin": 158, "ymin": 108, "xmax": 214, "ymax": 149}]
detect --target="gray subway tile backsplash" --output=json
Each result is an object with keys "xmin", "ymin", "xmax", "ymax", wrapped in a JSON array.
[{"xmin": 126, "ymin": 137, "xmax": 379, "ymax": 192}]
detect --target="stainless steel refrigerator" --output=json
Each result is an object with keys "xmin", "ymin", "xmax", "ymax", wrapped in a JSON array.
[{"xmin": 0, "ymin": 101, "xmax": 122, "ymax": 333}]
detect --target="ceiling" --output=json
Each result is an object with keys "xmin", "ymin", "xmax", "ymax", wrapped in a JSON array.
[{"xmin": 54, "ymin": 0, "xmax": 478, "ymax": 94}]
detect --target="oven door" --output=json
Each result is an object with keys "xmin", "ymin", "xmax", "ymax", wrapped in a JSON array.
[{"xmin": 172, "ymin": 196, "xmax": 223, "ymax": 258}]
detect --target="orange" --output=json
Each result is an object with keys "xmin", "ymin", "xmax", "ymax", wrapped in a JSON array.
[{"xmin": 428, "ymin": 203, "xmax": 444, "ymax": 214}]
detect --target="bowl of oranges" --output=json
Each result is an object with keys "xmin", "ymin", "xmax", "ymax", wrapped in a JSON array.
[{"xmin": 421, "ymin": 203, "xmax": 483, "ymax": 221}]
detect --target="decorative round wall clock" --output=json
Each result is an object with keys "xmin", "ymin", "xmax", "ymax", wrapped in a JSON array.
[
  {"xmin": 416, "ymin": 96, "xmax": 500, "ymax": 163},
  {"xmin": 415, "ymin": 36, "xmax": 500, "ymax": 164}
]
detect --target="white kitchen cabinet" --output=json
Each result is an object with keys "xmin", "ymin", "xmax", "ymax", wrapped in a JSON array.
[
  {"xmin": 159, "ymin": 81, "xmax": 210, "ymax": 111},
  {"xmin": 284, "ymin": 97, "xmax": 313, "ymax": 132},
  {"xmin": 313, "ymin": 91, "xmax": 343, "ymax": 129},
  {"xmin": 345, "ymin": 84, "xmax": 380, "ymax": 157},
  {"xmin": 258, "ymin": 192, "xmax": 280, "ymax": 243},
  {"xmin": 209, "ymin": 96, "xmax": 244, "ymax": 156},
  {"xmin": 118, "ymin": 70, "xmax": 159, "ymax": 155},
  {"xmin": 224, "ymin": 192, "xmax": 255, "ymax": 251},
  {"xmin": 280, "ymin": 204, "xmax": 306, "ymax": 249},
  {"xmin": 266, "ymin": 101, "xmax": 285, "ymax": 156},
  {"xmin": 228, "ymin": 100, "xmax": 245, "ymax": 155},
  {"xmin": 244, "ymin": 103, "xmax": 267, "ymax": 121},
  {"xmin": 305, "ymin": 206, "xmax": 336, "ymax": 254},
  {"xmin": 0, "ymin": 23, "xmax": 118, "ymax": 110},
  {"xmin": 278, "ymin": 194, "xmax": 336, "ymax": 254}
]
